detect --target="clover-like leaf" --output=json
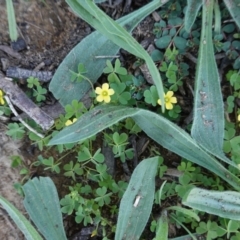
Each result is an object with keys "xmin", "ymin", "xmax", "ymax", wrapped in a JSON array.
[
  {"xmin": 143, "ymin": 85, "xmax": 159, "ymax": 106},
  {"xmin": 6, "ymin": 123, "xmax": 25, "ymax": 140}
]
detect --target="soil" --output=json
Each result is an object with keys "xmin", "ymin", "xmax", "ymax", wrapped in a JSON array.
[
  {"xmin": 0, "ymin": 0, "xmax": 169, "ymax": 239},
  {"xmin": 0, "ymin": 123, "xmax": 25, "ymax": 240}
]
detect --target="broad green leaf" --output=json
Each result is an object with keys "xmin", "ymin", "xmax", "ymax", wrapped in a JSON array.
[
  {"xmin": 184, "ymin": 0, "xmax": 203, "ymax": 32},
  {"xmin": 115, "ymin": 157, "xmax": 158, "ymax": 240},
  {"xmin": 155, "ymin": 35, "xmax": 171, "ymax": 49},
  {"xmin": 0, "ymin": 195, "xmax": 43, "ymax": 240},
  {"xmin": 173, "ymin": 36, "xmax": 187, "ymax": 50},
  {"xmin": 50, "ymin": 0, "xmax": 169, "ymax": 107},
  {"xmin": 23, "ymin": 177, "xmax": 67, "ymax": 240},
  {"xmin": 183, "ymin": 187, "xmax": 240, "ymax": 220},
  {"xmin": 48, "ymin": 105, "xmax": 240, "ymax": 191},
  {"xmin": 223, "ymin": 0, "xmax": 240, "ymax": 29},
  {"xmin": 191, "ymin": 0, "xmax": 238, "ymax": 169}
]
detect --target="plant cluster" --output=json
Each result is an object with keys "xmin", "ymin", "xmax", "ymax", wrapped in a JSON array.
[{"xmin": 1, "ymin": 0, "xmax": 240, "ymax": 240}]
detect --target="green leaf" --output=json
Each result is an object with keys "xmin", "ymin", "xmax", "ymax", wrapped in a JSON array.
[
  {"xmin": 183, "ymin": 188, "xmax": 240, "ymax": 220},
  {"xmin": 173, "ymin": 36, "xmax": 187, "ymax": 50},
  {"xmin": 93, "ymin": 148, "xmax": 105, "ymax": 163},
  {"xmin": 115, "ymin": 157, "xmax": 159, "ymax": 240},
  {"xmin": 223, "ymin": 0, "xmax": 240, "ymax": 29},
  {"xmin": 167, "ymin": 206, "xmax": 200, "ymax": 222},
  {"xmin": 155, "ymin": 35, "xmax": 171, "ymax": 49},
  {"xmin": 50, "ymin": 0, "xmax": 169, "ymax": 108},
  {"xmin": 95, "ymin": 187, "xmax": 111, "ymax": 206},
  {"xmin": 184, "ymin": 0, "xmax": 203, "ymax": 32},
  {"xmin": 143, "ymin": 85, "xmax": 159, "ymax": 106},
  {"xmin": 6, "ymin": 0, "xmax": 18, "ymax": 41},
  {"xmin": 0, "ymin": 195, "xmax": 43, "ymax": 240},
  {"xmin": 48, "ymin": 105, "xmax": 240, "ymax": 191},
  {"xmin": 114, "ymin": 59, "xmax": 127, "ymax": 75},
  {"xmin": 6, "ymin": 123, "xmax": 25, "ymax": 140},
  {"xmin": 94, "ymin": 0, "xmax": 107, "ymax": 3},
  {"xmin": 151, "ymin": 49, "xmax": 164, "ymax": 61},
  {"xmin": 27, "ymin": 77, "xmax": 40, "ymax": 88},
  {"xmin": 60, "ymin": 195, "xmax": 75, "ymax": 215},
  {"xmin": 23, "ymin": 177, "xmax": 67, "ymax": 240},
  {"xmin": 191, "ymin": 1, "xmax": 238, "ymax": 170},
  {"xmin": 155, "ymin": 210, "xmax": 168, "ymax": 240}
]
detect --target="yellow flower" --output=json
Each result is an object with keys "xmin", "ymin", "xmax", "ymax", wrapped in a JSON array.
[
  {"xmin": 157, "ymin": 91, "xmax": 177, "ymax": 110},
  {"xmin": 0, "ymin": 89, "xmax": 5, "ymax": 105},
  {"xmin": 95, "ymin": 83, "xmax": 115, "ymax": 103},
  {"xmin": 65, "ymin": 118, "xmax": 77, "ymax": 126},
  {"xmin": 238, "ymin": 114, "xmax": 240, "ymax": 122}
]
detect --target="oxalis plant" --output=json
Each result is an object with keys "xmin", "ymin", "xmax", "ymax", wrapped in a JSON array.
[{"xmin": 1, "ymin": 0, "xmax": 240, "ymax": 239}]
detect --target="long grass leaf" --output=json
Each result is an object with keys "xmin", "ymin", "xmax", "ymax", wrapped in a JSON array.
[
  {"xmin": 48, "ymin": 105, "xmax": 240, "ymax": 191},
  {"xmin": 191, "ymin": 0, "xmax": 238, "ymax": 169},
  {"xmin": 184, "ymin": 0, "xmax": 203, "ymax": 32},
  {"xmin": 183, "ymin": 187, "xmax": 240, "ymax": 220},
  {"xmin": 223, "ymin": 0, "xmax": 240, "ymax": 28},
  {"xmin": 0, "ymin": 195, "xmax": 43, "ymax": 240},
  {"xmin": 6, "ymin": 0, "xmax": 18, "ymax": 41}
]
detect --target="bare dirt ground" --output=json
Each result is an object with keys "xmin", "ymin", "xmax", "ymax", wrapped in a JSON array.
[{"xmin": 0, "ymin": 123, "xmax": 25, "ymax": 239}]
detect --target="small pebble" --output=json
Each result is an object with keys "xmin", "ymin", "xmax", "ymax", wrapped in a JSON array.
[
  {"xmin": 152, "ymin": 11, "xmax": 161, "ymax": 22},
  {"xmin": 11, "ymin": 38, "xmax": 27, "ymax": 52}
]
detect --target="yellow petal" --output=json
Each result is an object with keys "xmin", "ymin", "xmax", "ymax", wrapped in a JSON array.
[
  {"xmin": 0, "ymin": 98, "xmax": 4, "ymax": 105},
  {"xmin": 166, "ymin": 102, "xmax": 173, "ymax": 110},
  {"xmin": 65, "ymin": 120, "xmax": 73, "ymax": 126},
  {"xmin": 108, "ymin": 89, "xmax": 115, "ymax": 95},
  {"xmin": 96, "ymin": 95, "xmax": 104, "ymax": 102},
  {"xmin": 102, "ymin": 83, "xmax": 109, "ymax": 90},
  {"xmin": 157, "ymin": 99, "xmax": 162, "ymax": 105},
  {"xmin": 170, "ymin": 97, "xmax": 177, "ymax": 103},
  {"xmin": 103, "ymin": 96, "xmax": 111, "ymax": 103},
  {"xmin": 238, "ymin": 114, "xmax": 240, "ymax": 122},
  {"xmin": 95, "ymin": 87, "xmax": 102, "ymax": 94},
  {"xmin": 72, "ymin": 118, "xmax": 77, "ymax": 123},
  {"xmin": 166, "ymin": 91, "xmax": 174, "ymax": 98}
]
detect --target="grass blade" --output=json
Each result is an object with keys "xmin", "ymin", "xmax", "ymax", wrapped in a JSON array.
[
  {"xmin": 223, "ymin": 0, "xmax": 240, "ymax": 28},
  {"xmin": 184, "ymin": 0, "xmax": 203, "ymax": 32},
  {"xmin": 6, "ymin": 0, "xmax": 18, "ymax": 41},
  {"xmin": 48, "ymin": 105, "xmax": 240, "ymax": 191},
  {"xmin": 0, "ymin": 195, "xmax": 43, "ymax": 240}
]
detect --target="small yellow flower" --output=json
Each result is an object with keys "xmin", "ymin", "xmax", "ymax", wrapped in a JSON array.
[
  {"xmin": 0, "ymin": 89, "xmax": 5, "ymax": 105},
  {"xmin": 238, "ymin": 114, "xmax": 240, "ymax": 122},
  {"xmin": 65, "ymin": 118, "xmax": 77, "ymax": 126},
  {"xmin": 95, "ymin": 83, "xmax": 115, "ymax": 103},
  {"xmin": 157, "ymin": 91, "xmax": 177, "ymax": 110}
]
